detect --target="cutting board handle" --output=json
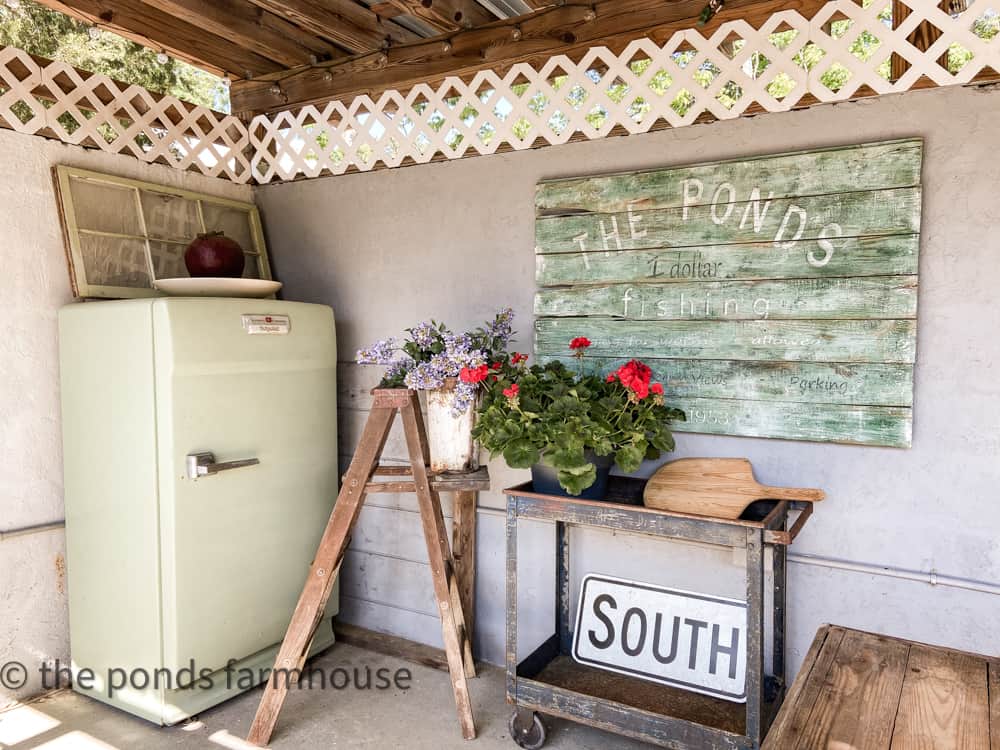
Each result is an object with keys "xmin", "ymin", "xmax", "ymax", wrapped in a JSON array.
[{"xmin": 758, "ymin": 485, "xmax": 825, "ymax": 502}]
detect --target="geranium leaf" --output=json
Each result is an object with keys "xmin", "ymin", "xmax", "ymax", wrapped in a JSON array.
[
  {"xmin": 615, "ymin": 441, "xmax": 646, "ymax": 473},
  {"xmin": 503, "ymin": 438, "xmax": 540, "ymax": 468},
  {"xmin": 547, "ymin": 442, "xmax": 585, "ymax": 470},
  {"xmin": 557, "ymin": 463, "xmax": 597, "ymax": 496}
]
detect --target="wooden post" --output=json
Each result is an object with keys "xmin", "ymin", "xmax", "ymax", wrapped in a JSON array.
[{"xmin": 451, "ymin": 489, "xmax": 477, "ymax": 675}]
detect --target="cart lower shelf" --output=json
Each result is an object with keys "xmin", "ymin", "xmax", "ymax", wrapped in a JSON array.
[
  {"xmin": 534, "ymin": 655, "xmax": 752, "ymax": 734},
  {"xmin": 512, "ymin": 652, "xmax": 783, "ymax": 749}
]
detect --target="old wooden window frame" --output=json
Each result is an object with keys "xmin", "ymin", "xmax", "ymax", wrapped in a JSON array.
[{"xmin": 53, "ymin": 165, "xmax": 272, "ymax": 299}]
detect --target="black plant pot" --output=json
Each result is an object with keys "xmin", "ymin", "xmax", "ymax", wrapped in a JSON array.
[{"xmin": 530, "ymin": 450, "xmax": 614, "ymax": 500}]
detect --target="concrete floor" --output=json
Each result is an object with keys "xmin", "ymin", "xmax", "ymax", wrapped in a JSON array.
[{"xmin": 0, "ymin": 644, "xmax": 650, "ymax": 749}]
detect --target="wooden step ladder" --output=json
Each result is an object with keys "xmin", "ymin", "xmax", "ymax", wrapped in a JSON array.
[{"xmin": 247, "ymin": 388, "xmax": 486, "ymax": 746}]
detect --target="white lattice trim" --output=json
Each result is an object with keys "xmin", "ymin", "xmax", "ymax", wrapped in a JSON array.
[
  {"xmin": 248, "ymin": 0, "xmax": 999, "ymax": 181},
  {"xmin": 1, "ymin": 0, "xmax": 997, "ymax": 184},
  {"xmin": 0, "ymin": 46, "xmax": 251, "ymax": 182}
]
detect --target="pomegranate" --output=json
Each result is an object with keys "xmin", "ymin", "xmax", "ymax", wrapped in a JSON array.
[{"xmin": 184, "ymin": 232, "xmax": 246, "ymax": 278}]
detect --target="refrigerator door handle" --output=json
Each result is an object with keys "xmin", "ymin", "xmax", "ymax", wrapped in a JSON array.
[{"xmin": 186, "ymin": 451, "xmax": 260, "ymax": 479}]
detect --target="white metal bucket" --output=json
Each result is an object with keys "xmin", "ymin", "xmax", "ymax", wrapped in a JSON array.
[{"xmin": 425, "ymin": 380, "xmax": 479, "ymax": 473}]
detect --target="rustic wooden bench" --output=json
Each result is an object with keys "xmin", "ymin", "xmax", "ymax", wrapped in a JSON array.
[{"xmin": 764, "ymin": 625, "xmax": 999, "ymax": 749}]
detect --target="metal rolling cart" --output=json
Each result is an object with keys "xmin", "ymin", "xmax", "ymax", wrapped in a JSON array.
[{"xmin": 504, "ymin": 477, "xmax": 813, "ymax": 750}]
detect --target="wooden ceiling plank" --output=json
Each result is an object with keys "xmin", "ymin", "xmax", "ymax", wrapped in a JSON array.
[
  {"xmin": 244, "ymin": 0, "xmax": 420, "ymax": 53},
  {"xmin": 34, "ymin": 0, "xmax": 283, "ymax": 77},
  {"xmin": 380, "ymin": 0, "xmax": 497, "ymax": 32},
  {"xmin": 370, "ymin": 3, "xmax": 406, "ymax": 19},
  {"xmin": 255, "ymin": 11, "xmax": 350, "ymax": 59},
  {"xmin": 136, "ymin": 0, "xmax": 334, "ymax": 67},
  {"xmin": 232, "ymin": 0, "xmax": 827, "ymax": 113}
]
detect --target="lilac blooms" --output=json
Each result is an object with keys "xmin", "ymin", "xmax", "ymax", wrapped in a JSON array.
[
  {"xmin": 356, "ymin": 309, "xmax": 515, "ymax": 416},
  {"xmin": 384, "ymin": 357, "xmax": 413, "ymax": 382},
  {"xmin": 356, "ymin": 337, "xmax": 397, "ymax": 365},
  {"xmin": 407, "ymin": 321, "xmax": 439, "ymax": 349},
  {"xmin": 485, "ymin": 308, "xmax": 514, "ymax": 344},
  {"xmin": 403, "ymin": 360, "xmax": 447, "ymax": 391}
]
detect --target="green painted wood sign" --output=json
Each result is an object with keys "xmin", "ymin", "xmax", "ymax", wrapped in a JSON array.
[{"xmin": 534, "ymin": 139, "xmax": 922, "ymax": 448}]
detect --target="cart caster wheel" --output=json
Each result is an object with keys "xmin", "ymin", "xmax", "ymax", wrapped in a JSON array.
[{"xmin": 509, "ymin": 710, "xmax": 546, "ymax": 749}]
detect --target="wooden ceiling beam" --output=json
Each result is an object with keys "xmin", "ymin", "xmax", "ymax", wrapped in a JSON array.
[
  {"xmin": 378, "ymin": 0, "xmax": 497, "ymax": 32},
  {"xmin": 231, "ymin": 0, "xmax": 830, "ymax": 114},
  {"xmin": 34, "ymin": 0, "xmax": 284, "ymax": 78},
  {"xmin": 369, "ymin": 2, "xmax": 406, "ymax": 19},
  {"xmin": 244, "ymin": 0, "xmax": 420, "ymax": 54},
  {"xmin": 136, "ymin": 0, "xmax": 345, "ymax": 68}
]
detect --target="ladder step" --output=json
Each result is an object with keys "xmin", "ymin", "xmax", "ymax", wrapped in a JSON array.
[{"xmin": 359, "ymin": 468, "xmax": 491, "ymax": 494}]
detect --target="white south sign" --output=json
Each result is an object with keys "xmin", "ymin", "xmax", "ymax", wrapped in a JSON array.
[{"xmin": 572, "ymin": 574, "xmax": 748, "ymax": 702}]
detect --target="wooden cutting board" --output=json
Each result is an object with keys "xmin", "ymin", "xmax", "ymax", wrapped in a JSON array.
[{"xmin": 643, "ymin": 458, "xmax": 825, "ymax": 519}]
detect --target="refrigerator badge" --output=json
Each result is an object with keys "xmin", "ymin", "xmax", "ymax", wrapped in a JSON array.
[{"xmin": 242, "ymin": 313, "xmax": 290, "ymax": 335}]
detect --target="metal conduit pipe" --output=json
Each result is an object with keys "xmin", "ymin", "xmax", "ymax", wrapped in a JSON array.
[
  {"xmin": 0, "ymin": 521, "xmax": 66, "ymax": 543},
  {"xmin": 9, "ymin": 509, "xmax": 998, "ymax": 598},
  {"xmin": 787, "ymin": 552, "xmax": 1000, "ymax": 597},
  {"xmin": 475, "ymin": 506, "xmax": 1000, "ymax": 597}
]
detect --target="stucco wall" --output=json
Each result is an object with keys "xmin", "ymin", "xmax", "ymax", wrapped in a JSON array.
[
  {"xmin": 255, "ymin": 83, "xmax": 1000, "ymax": 678},
  {"xmin": 0, "ymin": 128, "xmax": 251, "ymax": 706}
]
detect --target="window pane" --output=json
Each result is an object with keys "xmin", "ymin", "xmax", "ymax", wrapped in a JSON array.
[
  {"xmin": 78, "ymin": 235, "xmax": 150, "ymax": 288},
  {"xmin": 242, "ymin": 256, "xmax": 261, "ymax": 279},
  {"xmin": 201, "ymin": 203, "xmax": 255, "ymax": 254},
  {"xmin": 149, "ymin": 240, "xmax": 188, "ymax": 280},
  {"xmin": 140, "ymin": 190, "xmax": 201, "ymax": 242},
  {"xmin": 69, "ymin": 177, "xmax": 141, "ymax": 235}
]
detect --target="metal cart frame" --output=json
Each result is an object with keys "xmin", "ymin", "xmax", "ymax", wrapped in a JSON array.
[{"xmin": 504, "ymin": 478, "xmax": 813, "ymax": 749}]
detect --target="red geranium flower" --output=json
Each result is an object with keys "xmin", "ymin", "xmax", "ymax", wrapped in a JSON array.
[
  {"xmin": 606, "ymin": 373, "xmax": 617, "ymax": 383},
  {"xmin": 511, "ymin": 352, "xmax": 529, "ymax": 364},
  {"xmin": 569, "ymin": 337, "xmax": 591, "ymax": 350},
  {"xmin": 491, "ymin": 361, "xmax": 502, "ymax": 370},
  {"xmin": 651, "ymin": 382, "xmax": 664, "ymax": 395},
  {"xmin": 615, "ymin": 359, "xmax": 653, "ymax": 398},
  {"xmin": 503, "ymin": 383, "xmax": 520, "ymax": 399},
  {"xmin": 459, "ymin": 364, "xmax": 490, "ymax": 384}
]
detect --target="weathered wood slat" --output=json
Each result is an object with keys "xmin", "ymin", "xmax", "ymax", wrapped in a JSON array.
[
  {"xmin": 350, "ymin": 505, "xmax": 451, "ymax": 562},
  {"xmin": 334, "ymin": 622, "xmax": 452, "ymax": 673},
  {"xmin": 512, "ymin": 493, "xmax": 748, "ymax": 546},
  {"xmin": 668, "ymin": 397, "xmax": 912, "ymax": 447},
  {"xmin": 536, "ymin": 234, "xmax": 920, "ymax": 287},
  {"xmin": 763, "ymin": 625, "xmax": 846, "ymax": 748},
  {"xmin": 535, "ymin": 276, "xmax": 918, "ymax": 321},
  {"xmin": 535, "ymin": 318, "xmax": 917, "ymax": 364},
  {"xmin": 535, "ymin": 187, "xmax": 921, "ymax": 254},
  {"xmin": 890, "ymin": 644, "xmax": 991, "ymax": 750},
  {"xmin": 341, "ymin": 549, "xmax": 439, "ymax": 617},
  {"xmin": 340, "ymin": 407, "xmax": 411, "ymax": 463},
  {"xmin": 337, "ymin": 596, "xmax": 445, "ymax": 650},
  {"xmin": 797, "ymin": 629, "xmax": 909, "ymax": 749},
  {"xmin": 543, "ymin": 357, "xmax": 914, "ymax": 407},
  {"xmin": 989, "ymin": 661, "xmax": 1000, "ymax": 750},
  {"xmin": 536, "ymin": 139, "xmax": 923, "ymax": 215}
]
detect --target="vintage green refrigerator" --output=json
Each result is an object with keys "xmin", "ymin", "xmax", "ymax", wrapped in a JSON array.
[{"xmin": 59, "ymin": 297, "xmax": 340, "ymax": 724}]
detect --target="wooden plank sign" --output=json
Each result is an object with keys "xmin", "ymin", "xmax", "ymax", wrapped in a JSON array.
[{"xmin": 534, "ymin": 139, "xmax": 922, "ymax": 447}]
